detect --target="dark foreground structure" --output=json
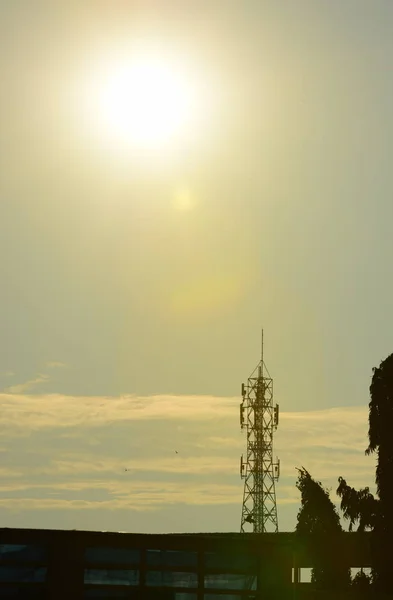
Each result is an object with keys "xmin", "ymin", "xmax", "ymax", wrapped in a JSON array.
[{"xmin": 0, "ymin": 528, "xmax": 377, "ymax": 599}]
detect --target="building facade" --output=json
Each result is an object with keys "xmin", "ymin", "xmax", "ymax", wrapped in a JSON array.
[{"xmin": 0, "ymin": 528, "xmax": 374, "ymax": 599}]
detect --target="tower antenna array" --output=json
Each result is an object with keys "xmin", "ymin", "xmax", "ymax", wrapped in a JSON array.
[{"xmin": 240, "ymin": 331, "xmax": 280, "ymax": 532}]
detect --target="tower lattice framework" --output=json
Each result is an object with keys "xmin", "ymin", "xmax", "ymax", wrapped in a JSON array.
[{"xmin": 240, "ymin": 332, "xmax": 280, "ymax": 533}]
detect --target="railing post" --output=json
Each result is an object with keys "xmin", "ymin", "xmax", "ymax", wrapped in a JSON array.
[
  {"xmin": 47, "ymin": 532, "xmax": 84, "ymax": 600},
  {"xmin": 197, "ymin": 547, "xmax": 204, "ymax": 600}
]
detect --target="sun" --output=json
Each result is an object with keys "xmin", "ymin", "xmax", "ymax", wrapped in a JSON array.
[{"xmin": 90, "ymin": 53, "xmax": 201, "ymax": 152}]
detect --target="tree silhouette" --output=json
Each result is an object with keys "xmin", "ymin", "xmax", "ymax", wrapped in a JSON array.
[
  {"xmin": 336, "ymin": 477, "xmax": 378, "ymax": 532},
  {"xmin": 351, "ymin": 569, "xmax": 371, "ymax": 592},
  {"xmin": 366, "ymin": 354, "xmax": 393, "ymax": 504},
  {"xmin": 295, "ymin": 353, "xmax": 393, "ymax": 590},
  {"xmin": 296, "ymin": 467, "xmax": 350, "ymax": 589},
  {"xmin": 365, "ymin": 353, "xmax": 393, "ymax": 593},
  {"xmin": 335, "ymin": 353, "xmax": 393, "ymax": 592}
]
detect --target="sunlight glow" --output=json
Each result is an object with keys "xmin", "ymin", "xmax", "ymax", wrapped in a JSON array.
[{"xmin": 90, "ymin": 52, "xmax": 203, "ymax": 151}]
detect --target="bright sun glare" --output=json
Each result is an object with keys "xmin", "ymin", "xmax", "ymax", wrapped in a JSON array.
[{"xmin": 89, "ymin": 52, "xmax": 202, "ymax": 152}]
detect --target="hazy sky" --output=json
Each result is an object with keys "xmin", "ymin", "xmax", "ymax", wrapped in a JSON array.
[{"xmin": 0, "ymin": 0, "xmax": 391, "ymax": 533}]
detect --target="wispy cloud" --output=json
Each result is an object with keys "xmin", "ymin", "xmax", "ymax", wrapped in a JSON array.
[
  {"xmin": 0, "ymin": 480, "xmax": 242, "ymax": 509},
  {"xmin": 0, "ymin": 393, "xmax": 236, "ymax": 430},
  {"xmin": 45, "ymin": 362, "xmax": 67, "ymax": 370},
  {"xmin": 2, "ymin": 361, "xmax": 66, "ymax": 394},
  {"xmin": 3, "ymin": 374, "xmax": 50, "ymax": 394},
  {"xmin": 0, "ymin": 393, "xmax": 376, "ymax": 530}
]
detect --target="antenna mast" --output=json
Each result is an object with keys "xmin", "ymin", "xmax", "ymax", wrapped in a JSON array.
[{"xmin": 239, "ymin": 331, "xmax": 280, "ymax": 532}]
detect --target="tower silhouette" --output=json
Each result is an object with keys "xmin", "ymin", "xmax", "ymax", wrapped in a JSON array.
[{"xmin": 240, "ymin": 331, "xmax": 280, "ymax": 532}]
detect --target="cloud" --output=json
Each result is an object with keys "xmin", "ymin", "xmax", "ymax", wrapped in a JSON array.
[
  {"xmin": 3, "ymin": 374, "xmax": 50, "ymax": 394},
  {"xmin": 36, "ymin": 455, "xmax": 237, "ymax": 477},
  {"xmin": 276, "ymin": 406, "xmax": 372, "ymax": 478},
  {"xmin": 0, "ymin": 498, "xmax": 158, "ymax": 512},
  {"xmin": 2, "ymin": 361, "xmax": 66, "ymax": 394},
  {"xmin": 207, "ymin": 436, "xmax": 243, "ymax": 449},
  {"xmin": 0, "ymin": 393, "xmax": 236, "ymax": 430},
  {"xmin": 0, "ymin": 480, "xmax": 241, "ymax": 509},
  {"xmin": 0, "ymin": 393, "xmax": 376, "ymax": 530}
]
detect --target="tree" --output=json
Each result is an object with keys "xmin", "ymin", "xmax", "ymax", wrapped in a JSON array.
[
  {"xmin": 294, "ymin": 353, "xmax": 393, "ymax": 591},
  {"xmin": 335, "ymin": 353, "xmax": 393, "ymax": 592},
  {"xmin": 296, "ymin": 467, "xmax": 351, "ymax": 589},
  {"xmin": 365, "ymin": 353, "xmax": 393, "ymax": 592},
  {"xmin": 336, "ymin": 477, "xmax": 378, "ymax": 532},
  {"xmin": 366, "ymin": 354, "xmax": 393, "ymax": 510},
  {"xmin": 351, "ymin": 569, "xmax": 371, "ymax": 592}
]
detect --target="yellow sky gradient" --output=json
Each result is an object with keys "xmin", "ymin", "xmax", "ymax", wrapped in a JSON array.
[{"xmin": 1, "ymin": 0, "xmax": 392, "ymax": 531}]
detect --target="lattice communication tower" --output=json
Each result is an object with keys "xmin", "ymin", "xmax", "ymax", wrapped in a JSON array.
[{"xmin": 240, "ymin": 332, "xmax": 280, "ymax": 533}]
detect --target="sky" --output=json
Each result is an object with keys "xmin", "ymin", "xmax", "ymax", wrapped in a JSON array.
[{"xmin": 0, "ymin": 0, "xmax": 392, "ymax": 533}]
